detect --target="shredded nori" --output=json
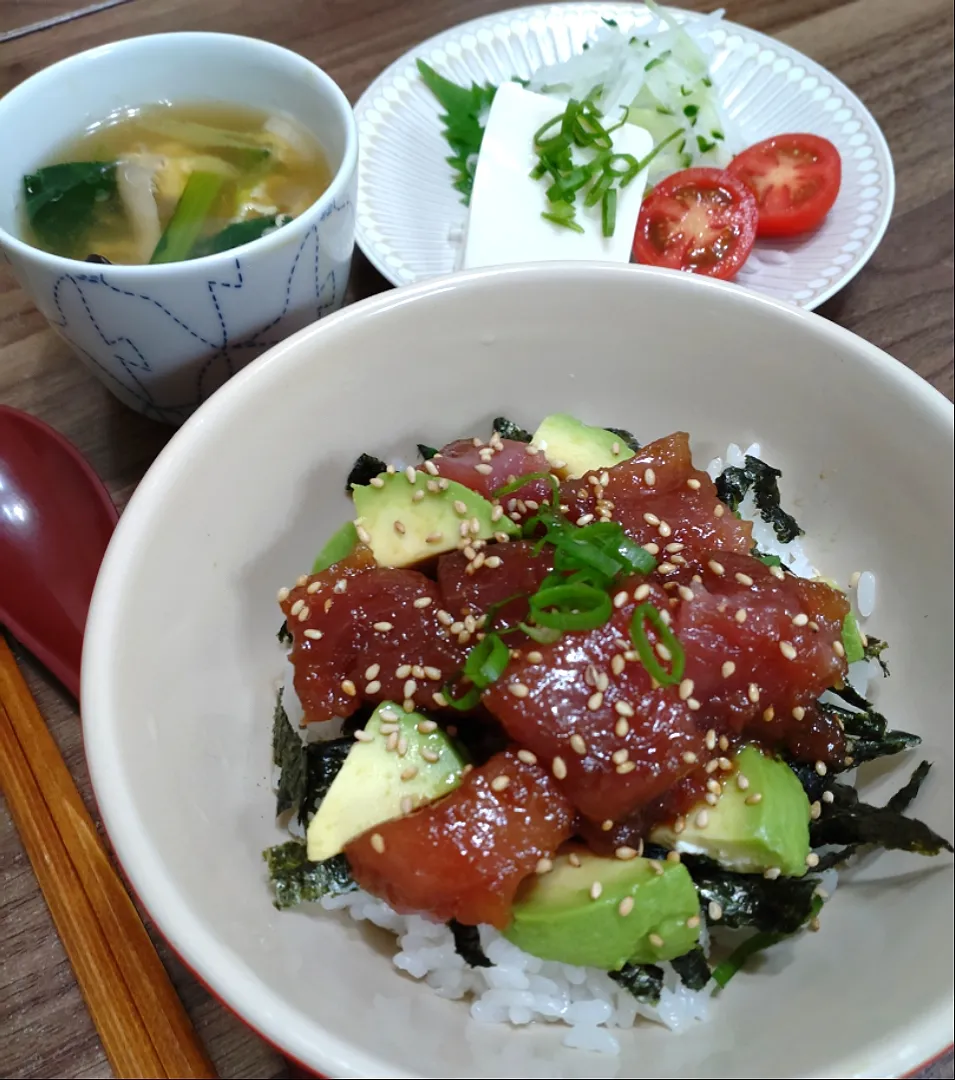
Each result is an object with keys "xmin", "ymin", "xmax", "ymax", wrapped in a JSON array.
[
  {"xmin": 822, "ymin": 689, "xmax": 920, "ymax": 767},
  {"xmin": 492, "ymin": 416, "xmax": 533, "ymax": 443},
  {"xmin": 608, "ymin": 962, "xmax": 664, "ymax": 1004},
  {"xmin": 346, "ymin": 452, "xmax": 387, "ymax": 491},
  {"xmin": 449, "ymin": 920, "xmax": 492, "ymax": 967},
  {"xmin": 886, "ymin": 760, "xmax": 932, "ymax": 813},
  {"xmin": 262, "ymin": 841, "xmax": 356, "ymax": 910},
  {"xmin": 603, "ymin": 427, "xmax": 642, "ymax": 452},
  {"xmin": 417, "ymin": 443, "xmax": 439, "ymax": 460},
  {"xmin": 272, "ymin": 691, "xmax": 307, "ymax": 816},
  {"xmin": 711, "ymin": 895, "xmax": 823, "ymax": 988},
  {"xmin": 669, "ymin": 946, "xmax": 711, "ymax": 990},
  {"xmin": 298, "ymin": 737, "xmax": 354, "ymax": 828},
  {"xmin": 716, "ymin": 455, "xmax": 803, "ymax": 543},
  {"xmin": 276, "ymin": 620, "xmax": 292, "ymax": 646},
  {"xmin": 863, "ymin": 634, "xmax": 890, "ymax": 676}
]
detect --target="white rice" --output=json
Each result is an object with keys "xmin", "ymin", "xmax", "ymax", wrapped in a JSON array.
[{"xmin": 279, "ymin": 442, "xmax": 862, "ymax": 1054}]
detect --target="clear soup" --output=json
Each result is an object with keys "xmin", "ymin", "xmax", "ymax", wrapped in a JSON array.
[{"xmin": 21, "ymin": 102, "xmax": 333, "ymax": 265}]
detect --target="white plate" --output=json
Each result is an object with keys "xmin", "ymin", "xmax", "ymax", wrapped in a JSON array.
[{"xmin": 354, "ymin": 2, "xmax": 895, "ymax": 309}]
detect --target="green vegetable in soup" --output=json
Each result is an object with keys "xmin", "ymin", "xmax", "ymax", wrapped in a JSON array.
[
  {"xmin": 23, "ymin": 161, "xmax": 118, "ymax": 258},
  {"xmin": 191, "ymin": 214, "xmax": 285, "ymax": 259},
  {"xmin": 150, "ymin": 170, "xmax": 227, "ymax": 264}
]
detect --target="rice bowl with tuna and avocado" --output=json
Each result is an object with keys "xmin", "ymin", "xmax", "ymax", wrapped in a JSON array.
[{"xmin": 264, "ymin": 414, "xmax": 952, "ymax": 1055}]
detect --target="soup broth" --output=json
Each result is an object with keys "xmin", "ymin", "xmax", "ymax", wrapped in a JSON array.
[{"xmin": 21, "ymin": 102, "xmax": 333, "ymax": 264}]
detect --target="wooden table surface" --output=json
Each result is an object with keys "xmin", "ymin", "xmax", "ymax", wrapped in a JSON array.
[{"xmin": 1, "ymin": 0, "xmax": 952, "ymax": 1076}]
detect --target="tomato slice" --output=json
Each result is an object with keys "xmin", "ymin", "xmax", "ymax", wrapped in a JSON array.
[
  {"xmin": 632, "ymin": 167, "xmax": 758, "ymax": 281},
  {"xmin": 727, "ymin": 133, "xmax": 842, "ymax": 237}
]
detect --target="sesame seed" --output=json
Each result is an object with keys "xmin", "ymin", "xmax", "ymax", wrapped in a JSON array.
[
  {"xmin": 589, "ymin": 881, "xmax": 603, "ymax": 900},
  {"xmin": 611, "ymin": 442, "xmax": 621, "ymax": 455},
  {"xmin": 736, "ymin": 773, "xmax": 750, "ymax": 790},
  {"xmin": 649, "ymin": 859, "xmax": 665, "ymax": 876},
  {"xmin": 706, "ymin": 778, "xmax": 722, "ymax": 796},
  {"xmin": 297, "ymin": 606, "xmax": 312, "ymax": 622},
  {"xmin": 514, "ymin": 749, "xmax": 538, "ymax": 768},
  {"xmin": 614, "ymin": 717, "xmax": 630, "ymax": 738},
  {"xmin": 370, "ymin": 832, "xmax": 386, "ymax": 853},
  {"xmin": 450, "ymin": 621, "xmax": 465, "ymax": 635},
  {"xmin": 734, "ymin": 608, "xmax": 748, "ymax": 623},
  {"xmin": 616, "ymin": 760, "xmax": 637, "ymax": 774},
  {"xmin": 721, "ymin": 661, "xmax": 736, "ymax": 679},
  {"xmin": 822, "ymin": 790, "xmax": 835, "ymax": 804},
  {"xmin": 779, "ymin": 641, "xmax": 797, "ymax": 660},
  {"xmin": 306, "ymin": 580, "xmax": 322, "ymax": 595},
  {"xmin": 552, "ymin": 756, "xmax": 567, "ymax": 779},
  {"xmin": 658, "ymin": 521, "xmax": 672, "ymax": 538},
  {"xmin": 618, "ymin": 896, "xmax": 635, "ymax": 917},
  {"xmin": 648, "ymin": 933, "xmax": 664, "ymax": 948},
  {"xmin": 763, "ymin": 867, "xmax": 781, "ymax": 880},
  {"xmin": 393, "ymin": 520, "xmax": 409, "ymax": 537},
  {"xmin": 678, "ymin": 585, "xmax": 695, "ymax": 602},
  {"xmin": 747, "ymin": 683, "xmax": 760, "ymax": 704},
  {"xmin": 792, "ymin": 705, "xmax": 807, "ymax": 720},
  {"xmin": 735, "ymin": 572, "xmax": 753, "ymax": 586},
  {"xmin": 373, "ymin": 621, "xmax": 393, "ymax": 632},
  {"xmin": 745, "ymin": 792, "xmax": 763, "ymax": 805},
  {"xmin": 705, "ymin": 729, "xmax": 717, "ymax": 751},
  {"xmin": 810, "ymin": 802, "xmax": 822, "ymax": 821},
  {"xmin": 289, "ymin": 598, "xmax": 304, "ymax": 617},
  {"xmin": 386, "ymin": 731, "xmax": 399, "ymax": 750},
  {"xmin": 614, "ymin": 701, "xmax": 634, "ymax": 718},
  {"xmin": 412, "ymin": 490, "xmax": 425, "ymax": 503},
  {"xmin": 704, "ymin": 793, "xmax": 718, "ymax": 805},
  {"xmin": 340, "ymin": 679, "xmax": 357, "ymax": 697},
  {"xmin": 686, "ymin": 914, "xmax": 701, "ymax": 929},
  {"xmin": 708, "ymin": 559, "xmax": 725, "ymax": 576},
  {"xmin": 849, "ymin": 570, "xmax": 862, "ymax": 588},
  {"xmin": 770, "ymin": 564, "xmax": 786, "ymax": 580},
  {"xmin": 508, "ymin": 682, "xmax": 529, "ymax": 699},
  {"xmin": 686, "ymin": 477, "xmax": 702, "ymax": 491},
  {"xmin": 632, "ymin": 584, "xmax": 651, "ymax": 604},
  {"xmin": 718, "ymin": 735, "xmax": 730, "ymax": 751},
  {"xmin": 695, "ymin": 810, "xmax": 710, "ymax": 828},
  {"xmin": 379, "ymin": 722, "xmax": 399, "ymax": 736},
  {"xmin": 612, "ymin": 748, "xmax": 630, "ymax": 765},
  {"xmin": 417, "ymin": 720, "xmax": 438, "ymax": 734},
  {"xmin": 792, "ymin": 612, "xmax": 809, "ymax": 627},
  {"xmin": 613, "ymin": 590, "xmax": 629, "ymax": 609},
  {"xmin": 611, "ymin": 654, "xmax": 625, "ymax": 676},
  {"xmin": 672, "ymin": 816, "xmax": 685, "ymax": 835},
  {"xmin": 427, "ymin": 480, "xmax": 441, "ymax": 494},
  {"xmin": 535, "ymin": 857, "xmax": 553, "ymax": 875},
  {"xmin": 763, "ymin": 706, "xmax": 775, "ymax": 722},
  {"xmin": 678, "ymin": 678, "xmax": 695, "ymax": 701},
  {"xmin": 353, "ymin": 729, "xmax": 372, "ymax": 742},
  {"xmin": 397, "ymin": 736, "xmax": 408, "ymax": 756},
  {"xmin": 643, "ymin": 541, "xmax": 660, "ymax": 555},
  {"xmin": 402, "ymin": 679, "xmax": 417, "ymax": 701},
  {"xmin": 814, "ymin": 886, "xmax": 829, "ymax": 900},
  {"xmin": 655, "ymin": 642, "xmax": 672, "ymax": 662},
  {"xmin": 296, "ymin": 575, "xmax": 308, "ymax": 587},
  {"xmin": 657, "ymin": 561, "xmax": 677, "ymax": 575},
  {"xmin": 365, "ymin": 680, "xmax": 382, "ymax": 694},
  {"xmin": 412, "ymin": 596, "xmax": 433, "ymax": 611},
  {"xmin": 833, "ymin": 640, "xmax": 846, "ymax": 658},
  {"xmin": 708, "ymin": 900, "xmax": 723, "ymax": 921},
  {"xmin": 809, "ymin": 620, "xmax": 820, "ymax": 632},
  {"xmin": 491, "ymin": 775, "xmax": 511, "ymax": 792},
  {"xmin": 682, "ymin": 751, "xmax": 698, "ymax": 764},
  {"xmin": 815, "ymin": 761, "xmax": 828, "ymax": 776},
  {"xmin": 421, "ymin": 748, "xmax": 440, "ymax": 764},
  {"xmin": 714, "ymin": 504, "xmax": 725, "ymax": 517},
  {"xmin": 395, "ymin": 664, "xmax": 412, "ymax": 680},
  {"xmin": 304, "ymin": 629, "xmax": 323, "ymax": 640},
  {"xmin": 474, "ymin": 463, "xmax": 493, "ymax": 475},
  {"xmin": 565, "ymin": 733, "xmax": 586, "ymax": 757},
  {"xmin": 642, "ymin": 512, "xmax": 661, "ymax": 527}
]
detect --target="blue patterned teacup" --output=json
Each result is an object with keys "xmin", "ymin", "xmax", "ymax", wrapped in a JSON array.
[{"xmin": 0, "ymin": 33, "xmax": 357, "ymax": 424}]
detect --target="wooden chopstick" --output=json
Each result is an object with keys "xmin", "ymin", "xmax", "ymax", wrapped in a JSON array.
[{"xmin": 0, "ymin": 636, "xmax": 217, "ymax": 1079}]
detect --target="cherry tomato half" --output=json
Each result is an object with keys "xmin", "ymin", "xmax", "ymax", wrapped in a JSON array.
[
  {"xmin": 632, "ymin": 167, "xmax": 758, "ymax": 281},
  {"xmin": 727, "ymin": 133, "xmax": 842, "ymax": 238}
]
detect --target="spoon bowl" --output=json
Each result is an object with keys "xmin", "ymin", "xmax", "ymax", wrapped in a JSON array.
[{"xmin": 0, "ymin": 406, "xmax": 117, "ymax": 697}]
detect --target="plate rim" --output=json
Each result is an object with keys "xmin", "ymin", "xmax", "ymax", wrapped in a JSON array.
[{"xmin": 353, "ymin": 0, "xmax": 896, "ymax": 310}]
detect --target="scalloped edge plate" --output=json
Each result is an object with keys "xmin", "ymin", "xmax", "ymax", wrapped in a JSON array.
[{"xmin": 354, "ymin": 2, "xmax": 895, "ymax": 309}]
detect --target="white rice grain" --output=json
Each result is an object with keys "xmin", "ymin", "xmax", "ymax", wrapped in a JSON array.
[{"xmin": 856, "ymin": 570, "xmax": 877, "ymax": 618}]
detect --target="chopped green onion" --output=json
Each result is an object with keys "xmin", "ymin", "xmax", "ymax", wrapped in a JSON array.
[
  {"xmin": 553, "ymin": 536, "xmax": 622, "ymax": 584},
  {"xmin": 542, "ymin": 211, "xmax": 584, "ymax": 233},
  {"xmin": 711, "ymin": 129, "xmax": 724, "ymax": 141},
  {"xmin": 656, "ymin": 105, "xmax": 675, "ymax": 116},
  {"xmin": 583, "ymin": 169, "xmax": 614, "ymax": 208},
  {"xmin": 150, "ymin": 170, "xmax": 225, "ymax": 264},
  {"xmin": 493, "ymin": 471, "xmax": 560, "ymax": 503},
  {"xmin": 605, "ymin": 153, "xmax": 638, "ymax": 176},
  {"xmin": 601, "ymin": 187, "xmax": 617, "ymax": 238},
  {"xmin": 683, "ymin": 104, "xmax": 699, "ymax": 119},
  {"xmin": 518, "ymin": 622, "xmax": 563, "ymax": 644},
  {"xmin": 621, "ymin": 128, "xmax": 684, "ymax": 187},
  {"xmin": 533, "ymin": 114, "xmax": 565, "ymax": 146},
  {"xmin": 442, "ymin": 683, "xmax": 482, "ymax": 711},
  {"xmin": 645, "ymin": 49, "xmax": 672, "ymax": 71},
  {"xmin": 696, "ymin": 135, "xmax": 717, "ymax": 154},
  {"xmin": 530, "ymin": 583, "xmax": 612, "ymax": 631},
  {"xmin": 463, "ymin": 632, "xmax": 510, "ymax": 688},
  {"xmin": 629, "ymin": 603, "xmax": 686, "ymax": 685}
]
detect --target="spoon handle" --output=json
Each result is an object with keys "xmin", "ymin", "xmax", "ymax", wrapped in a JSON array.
[{"xmin": 0, "ymin": 636, "xmax": 217, "ymax": 1079}]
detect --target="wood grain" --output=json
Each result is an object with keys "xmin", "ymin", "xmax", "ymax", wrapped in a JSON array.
[{"xmin": 0, "ymin": 1, "xmax": 952, "ymax": 1077}]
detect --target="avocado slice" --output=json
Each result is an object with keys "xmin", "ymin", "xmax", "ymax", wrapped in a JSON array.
[
  {"xmin": 531, "ymin": 413, "xmax": 635, "ymax": 479},
  {"xmin": 312, "ymin": 521, "xmax": 358, "ymax": 574},
  {"xmin": 503, "ymin": 845, "xmax": 701, "ymax": 970},
  {"xmin": 650, "ymin": 746, "xmax": 811, "ymax": 877},
  {"xmin": 841, "ymin": 611, "xmax": 865, "ymax": 664},
  {"xmin": 306, "ymin": 702, "xmax": 466, "ymax": 861},
  {"xmin": 351, "ymin": 469, "xmax": 519, "ymax": 568}
]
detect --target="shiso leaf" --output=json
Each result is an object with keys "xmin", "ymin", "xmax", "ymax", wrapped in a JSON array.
[
  {"xmin": 669, "ymin": 945, "xmax": 711, "ymax": 990},
  {"xmin": 263, "ymin": 841, "xmax": 355, "ymax": 910},
  {"xmin": 608, "ymin": 962, "xmax": 664, "ymax": 1004},
  {"xmin": 715, "ymin": 455, "xmax": 803, "ymax": 543},
  {"xmin": 347, "ymin": 453, "xmax": 388, "ymax": 492},
  {"xmin": 492, "ymin": 416, "xmax": 533, "ymax": 443},
  {"xmin": 603, "ymin": 427, "xmax": 642, "ymax": 452},
  {"xmin": 272, "ymin": 691, "xmax": 306, "ymax": 816},
  {"xmin": 449, "ymin": 920, "xmax": 492, "ymax": 967}
]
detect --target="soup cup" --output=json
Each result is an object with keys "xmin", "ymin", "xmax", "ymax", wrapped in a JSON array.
[{"xmin": 0, "ymin": 32, "xmax": 357, "ymax": 424}]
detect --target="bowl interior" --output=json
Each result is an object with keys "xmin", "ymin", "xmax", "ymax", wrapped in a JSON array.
[
  {"xmin": 83, "ymin": 265, "xmax": 954, "ymax": 1080},
  {"xmin": 0, "ymin": 32, "xmax": 351, "ymax": 238}
]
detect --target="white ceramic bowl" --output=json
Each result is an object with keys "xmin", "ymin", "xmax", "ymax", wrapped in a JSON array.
[
  {"xmin": 0, "ymin": 33, "xmax": 357, "ymax": 424},
  {"xmin": 82, "ymin": 264, "xmax": 953, "ymax": 1079}
]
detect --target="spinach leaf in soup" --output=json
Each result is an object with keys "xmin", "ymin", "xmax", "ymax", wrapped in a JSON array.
[{"xmin": 23, "ymin": 162, "xmax": 117, "ymax": 258}]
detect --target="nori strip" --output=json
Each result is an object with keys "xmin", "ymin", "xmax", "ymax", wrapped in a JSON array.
[
  {"xmin": 712, "ymin": 896, "xmax": 823, "ymax": 988},
  {"xmin": 886, "ymin": 760, "xmax": 932, "ymax": 813},
  {"xmin": 272, "ymin": 691, "xmax": 306, "ymax": 816},
  {"xmin": 417, "ymin": 443, "xmax": 439, "ymax": 460},
  {"xmin": 604, "ymin": 427, "xmax": 641, "ymax": 452},
  {"xmin": 608, "ymin": 962, "xmax": 664, "ymax": 1004},
  {"xmin": 346, "ymin": 453, "xmax": 387, "ymax": 491},
  {"xmin": 670, "ymin": 946, "xmax": 711, "ymax": 990},
  {"xmin": 449, "ymin": 920, "xmax": 492, "ymax": 967},
  {"xmin": 263, "ymin": 841, "xmax": 355, "ymax": 910},
  {"xmin": 715, "ymin": 455, "xmax": 803, "ymax": 543},
  {"xmin": 863, "ymin": 634, "xmax": 890, "ymax": 676},
  {"xmin": 276, "ymin": 621, "xmax": 292, "ymax": 645},
  {"xmin": 492, "ymin": 416, "xmax": 533, "ymax": 443},
  {"xmin": 298, "ymin": 737, "xmax": 354, "ymax": 828}
]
